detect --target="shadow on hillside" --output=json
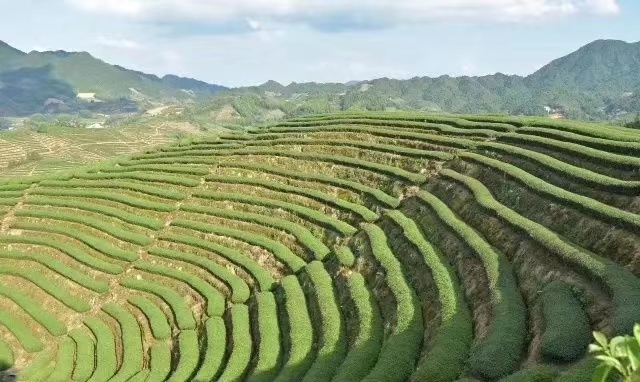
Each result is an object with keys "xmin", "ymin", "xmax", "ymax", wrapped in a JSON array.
[{"xmin": 0, "ymin": 65, "xmax": 75, "ymax": 116}]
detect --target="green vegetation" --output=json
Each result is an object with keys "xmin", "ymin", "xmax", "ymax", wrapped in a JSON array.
[
  {"xmin": 68, "ymin": 328, "xmax": 95, "ymax": 382},
  {"xmin": 48, "ymin": 337, "xmax": 75, "ymax": 382},
  {"xmin": 274, "ymin": 275, "xmax": 314, "ymax": 382},
  {"xmin": 332, "ymin": 272, "xmax": 384, "ymax": 382},
  {"xmin": 301, "ymin": 261, "xmax": 347, "ymax": 382},
  {"xmin": 0, "ymin": 311, "xmax": 43, "ymax": 353},
  {"xmin": 2, "ymin": 111, "xmax": 640, "ymax": 382},
  {"xmin": 193, "ymin": 317, "xmax": 227, "ymax": 382},
  {"xmin": 182, "ymin": 203, "xmax": 332, "ymax": 260},
  {"xmin": 166, "ymin": 330, "xmax": 200, "ymax": 382},
  {"xmin": 194, "ymin": 189, "xmax": 360, "ymax": 234},
  {"xmin": 590, "ymin": 324, "xmax": 640, "ymax": 381},
  {"xmin": 172, "ymin": 218, "xmax": 307, "ymax": 272},
  {"xmin": 128, "ymin": 296, "xmax": 172, "ymax": 340},
  {"xmin": 120, "ymin": 277, "xmax": 196, "ymax": 330},
  {"xmin": 85, "ymin": 317, "xmax": 117, "ymax": 382},
  {"xmin": 246, "ymin": 292, "xmax": 281, "ymax": 382},
  {"xmin": 218, "ymin": 304, "xmax": 253, "ymax": 382},
  {"xmin": 148, "ymin": 247, "xmax": 251, "ymax": 303},
  {"xmin": 540, "ymin": 281, "xmax": 591, "ymax": 362},
  {"xmin": 0, "ymin": 284, "xmax": 66, "ymax": 336},
  {"xmin": 417, "ymin": 191, "xmax": 527, "ymax": 380},
  {"xmin": 361, "ymin": 224, "xmax": 424, "ymax": 382},
  {"xmin": 102, "ymin": 303, "xmax": 144, "ymax": 382},
  {"xmin": 386, "ymin": 210, "xmax": 474, "ymax": 382}
]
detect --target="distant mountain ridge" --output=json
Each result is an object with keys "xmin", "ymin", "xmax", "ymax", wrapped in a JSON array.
[
  {"xmin": 1, "ymin": 39, "xmax": 639, "ymax": 120},
  {"xmin": 225, "ymin": 39, "xmax": 639, "ymax": 121},
  {"xmin": 0, "ymin": 42, "xmax": 227, "ymax": 116}
]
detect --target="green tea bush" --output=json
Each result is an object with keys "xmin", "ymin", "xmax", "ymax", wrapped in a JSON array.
[
  {"xmin": 120, "ymin": 277, "xmax": 196, "ymax": 330},
  {"xmin": 147, "ymin": 342, "xmax": 173, "ymax": 382},
  {"xmin": 31, "ymin": 187, "xmax": 178, "ymax": 212},
  {"xmin": 0, "ymin": 264, "xmax": 91, "ymax": 312},
  {"xmin": 273, "ymin": 275, "xmax": 314, "ymax": 382},
  {"xmin": 500, "ymin": 134, "xmax": 640, "ymax": 169},
  {"xmin": 417, "ymin": 191, "xmax": 526, "ymax": 380},
  {"xmin": 134, "ymin": 261, "xmax": 225, "ymax": 317},
  {"xmin": 334, "ymin": 246, "xmax": 356, "ymax": 267},
  {"xmin": 172, "ymin": 219, "xmax": 306, "ymax": 272},
  {"xmin": 246, "ymin": 292, "xmax": 281, "ymax": 382},
  {"xmin": 440, "ymin": 169, "xmax": 640, "ymax": 334},
  {"xmin": 0, "ymin": 231, "xmax": 124, "ymax": 275},
  {"xmin": 182, "ymin": 203, "xmax": 331, "ymax": 260},
  {"xmin": 16, "ymin": 349, "xmax": 55, "ymax": 381},
  {"xmin": 26, "ymin": 196, "xmax": 164, "ymax": 230},
  {"xmin": 330, "ymin": 273, "xmax": 384, "ymax": 382},
  {"xmin": 0, "ymin": 249, "xmax": 109, "ymax": 293},
  {"xmin": 218, "ymin": 304, "xmax": 253, "ymax": 382},
  {"xmin": 477, "ymin": 142, "xmax": 640, "ymax": 194},
  {"xmin": 68, "ymin": 328, "xmax": 95, "ymax": 382},
  {"xmin": 497, "ymin": 364, "xmax": 559, "ymax": 382},
  {"xmin": 0, "ymin": 339, "xmax": 13, "ymax": 371},
  {"xmin": 12, "ymin": 221, "xmax": 139, "ymax": 262},
  {"xmin": 98, "ymin": 163, "xmax": 210, "ymax": 176},
  {"xmin": 256, "ymin": 124, "xmax": 476, "ymax": 149},
  {"xmin": 160, "ymin": 232, "xmax": 276, "ymax": 292},
  {"xmin": 460, "ymin": 153, "xmax": 640, "ymax": 233},
  {"xmin": 215, "ymin": 162, "xmax": 400, "ymax": 208},
  {"xmin": 148, "ymin": 247, "xmax": 250, "ymax": 303},
  {"xmin": 77, "ymin": 171, "xmax": 201, "ymax": 187},
  {"xmin": 0, "ymin": 284, "xmax": 66, "ymax": 336},
  {"xmin": 301, "ymin": 261, "xmax": 347, "ymax": 382},
  {"xmin": 85, "ymin": 317, "xmax": 117, "ymax": 382},
  {"xmin": 518, "ymin": 126, "xmax": 640, "ymax": 156},
  {"xmin": 236, "ymin": 136, "xmax": 455, "ymax": 160},
  {"xmin": 0, "ymin": 311, "xmax": 42, "ymax": 353},
  {"xmin": 193, "ymin": 317, "xmax": 227, "ymax": 382},
  {"xmin": 15, "ymin": 208, "xmax": 153, "ymax": 246},
  {"xmin": 540, "ymin": 281, "xmax": 591, "ymax": 362},
  {"xmin": 128, "ymin": 296, "xmax": 171, "ymax": 340},
  {"xmin": 166, "ymin": 330, "xmax": 199, "ymax": 382},
  {"xmin": 47, "ymin": 337, "xmax": 75, "ymax": 382},
  {"xmin": 361, "ymin": 224, "xmax": 423, "ymax": 382},
  {"xmin": 40, "ymin": 179, "xmax": 185, "ymax": 200},
  {"xmin": 385, "ymin": 210, "xmax": 473, "ymax": 382},
  {"xmin": 102, "ymin": 303, "xmax": 144, "ymax": 382},
  {"xmin": 194, "ymin": 190, "xmax": 359, "ymax": 235}
]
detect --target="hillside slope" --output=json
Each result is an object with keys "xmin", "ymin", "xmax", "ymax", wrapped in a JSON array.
[
  {"xmin": 1, "ymin": 112, "xmax": 639, "ymax": 381},
  {"xmin": 0, "ymin": 43, "xmax": 227, "ymax": 116}
]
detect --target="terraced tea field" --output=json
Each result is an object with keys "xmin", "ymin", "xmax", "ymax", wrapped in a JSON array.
[
  {"xmin": 1, "ymin": 112, "xmax": 640, "ymax": 381},
  {"xmin": 0, "ymin": 121, "xmax": 201, "ymax": 179}
]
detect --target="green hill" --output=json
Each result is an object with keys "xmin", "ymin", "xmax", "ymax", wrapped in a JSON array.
[
  {"xmin": 1, "ymin": 112, "xmax": 639, "ymax": 381},
  {"xmin": 0, "ymin": 44, "xmax": 226, "ymax": 116},
  {"xmin": 1, "ymin": 39, "xmax": 640, "ymax": 121}
]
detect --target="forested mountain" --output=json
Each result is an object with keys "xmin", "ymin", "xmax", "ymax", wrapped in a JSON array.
[
  {"xmin": 1, "ymin": 39, "xmax": 639, "ymax": 120},
  {"xmin": 0, "ymin": 41, "xmax": 227, "ymax": 116}
]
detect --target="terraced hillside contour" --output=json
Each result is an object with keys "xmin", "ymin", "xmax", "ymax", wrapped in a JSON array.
[{"xmin": 1, "ymin": 112, "xmax": 640, "ymax": 381}]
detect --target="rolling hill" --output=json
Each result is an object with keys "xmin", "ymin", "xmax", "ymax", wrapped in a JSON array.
[{"xmin": 1, "ymin": 112, "xmax": 639, "ymax": 381}]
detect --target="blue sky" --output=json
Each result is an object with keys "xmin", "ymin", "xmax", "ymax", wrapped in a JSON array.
[{"xmin": 1, "ymin": 0, "xmax": 638, "ymax": 87}]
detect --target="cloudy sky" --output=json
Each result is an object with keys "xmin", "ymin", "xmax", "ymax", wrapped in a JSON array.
[{"xmin": 1, "ymin": 0, "xmax": 637, "ymax": 87}]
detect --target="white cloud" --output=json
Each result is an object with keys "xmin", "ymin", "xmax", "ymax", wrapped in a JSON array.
[
  {"xmin": 67, "ymin": 0, "xmax": 621, "ymax": 32},
  {"xmin": 97, "ymin": 36, "xmax": 142, "ymax": 50}
]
